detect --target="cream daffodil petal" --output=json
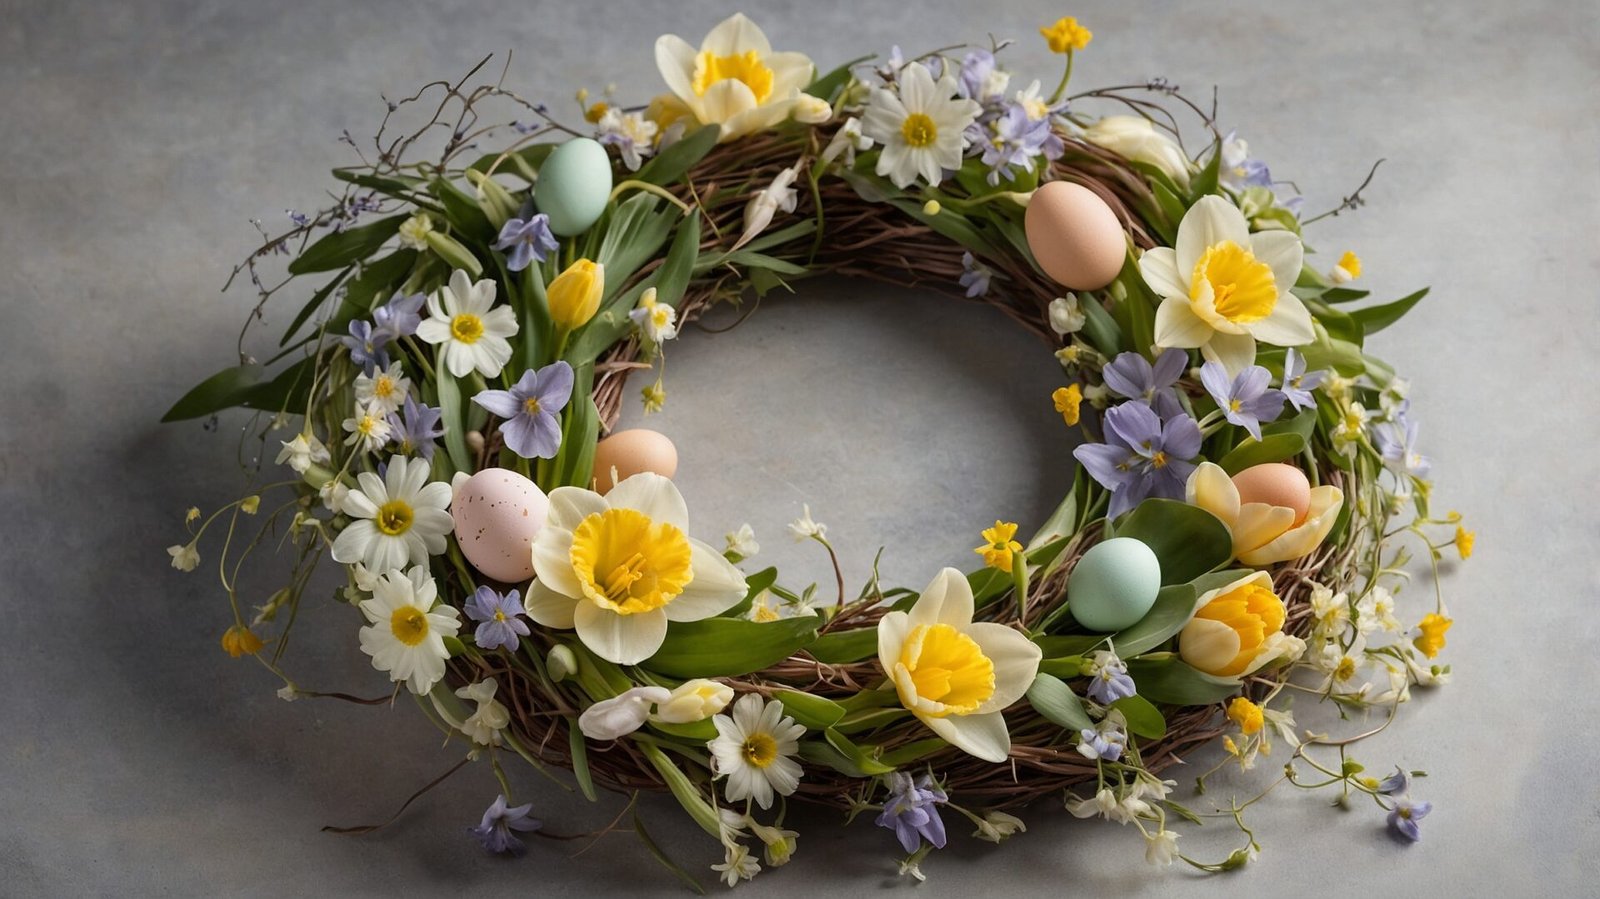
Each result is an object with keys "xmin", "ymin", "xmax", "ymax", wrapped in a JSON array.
[
  {"xmin": 963, "ymin": 622, "xmax": 1044, "ymax": 712},
  {"xmin": 1186, "ymin": 461, "xmax": 1240, "ymax": 524},
  {"xmin": 574, "ymin": 602, "xmax": 668, "ymax": 665},
  {"xmin": 531, "ymin": 527, "xmax": 584, "ymax": 598},
  {"xmin": 664, "ymin": 539, "xmax": 749, "ymax": 622},
  {"xmin": 1238, "ymin": 486, "xmax": 1343, "ymax": 566},
  {"xmin": 919, "ymin": 710, "xmax": 1012, "ymax": 763},
  {"xmin": 1138, "ymin": 246, "xmax": 1186, "ymax": 299},
  {"xmin": 1249, "ymin": 229, "xmax": 1304, "ymax": 293},
  {"xmin": 1201, "ymin": 329, "xmax": 1257, "ymax": 376},
  {"xmin": 698, "ymin": 77, "xmax": 761, "ymax": 127},
  {"xmin": 603, "ymin": 472, "xmax": 689, "ymax": 531},
  {"xmin": 546, "ymin": 485, "xmax": 609, "ymax": 532},
  {"xmin": 1249, "ymin": 292, "xmax": 1316, "ymax": 347},
  {"xmin": 765, "ymin": 51, "xmax": 815, "ymax": 96},
  {"xmin": 907, "ymin": 567, "xmax": 975, "ymax": 628},
  {"xmin": 721, "ymin": 102, "xmax": 793, "ymax": 141},
  {"xmin": 1176, "ymin": 195, "xmax": 1250, "ymax": 277},
  {"xmin": 1154, "ymin": 296, "xmax": 1213, "ymax": 348},
  {"xmin": 523, "ymin": 578, "xmax": 578, "ymax": 629},
  {"xmin": 1233, "ymin": 503, "xmax": 1298, "ymax": 556},
  {"xmin": 1178, "ymin": 617, "xmax": 1242, "ymax": 674},
  {"xmin": 877, "ymin": 610, "xmax": 912, "ymax": 669},
  {"xmin": 654, "ymin": 34, "xmax": 700, "ymax": 104},
  {"xmin": 702, "ymin": 12, "xmax": 771, "ymax": 57}
]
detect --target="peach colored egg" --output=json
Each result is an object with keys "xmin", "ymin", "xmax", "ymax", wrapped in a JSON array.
[
  {"xmin": 1024, "ymin": 181, "xmax": 1127, "ymax": 291},
  {"xmin": 451, "ymin": 469, "xmax": 548, "ymax": 583},
  {"xmin": 1232, "ymin": 463, "xmax": 1312, "ymax": 525},
  {"xmin": 592, "ymin": 429, "xmax": 678, "ymax": 494}
]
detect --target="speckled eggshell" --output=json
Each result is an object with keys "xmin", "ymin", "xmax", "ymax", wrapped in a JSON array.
[
  {"xmin": 535, "ymin": 137, "xmax": 614, "ymax": 237},
  {"xmin": 451, "ymin": 469, "xmax": 549, "ymax": 583},
  {"xmin": 1232, "ymin": 463, "xmax": 1312, "ymax": 525},
  {"xmin": 1068, "ymin": 537, "xmax": 1163, "ymax": 632},
  {"xmin": 591, "ymin": 429, "xmax": 678, "ymax": 494},
  {"xmin": 1024, "ymin": 181, "xmax": 1127, "ymax": 291}
]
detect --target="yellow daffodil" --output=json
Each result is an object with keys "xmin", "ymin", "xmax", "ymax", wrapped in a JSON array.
[
  {"xmin": 1040, "ymin": 16, "xmax": 1093, "ymax": 53},
  {"xmin": 525, "ymin": 473, "xmax": 747, "ymax": 664},
  {"xmin": 1141, "ymin": 195, "xmax": 1314, "ymax": 375},
  {"xmin": 1178, "ymin": 571, "xmax": 1302, "ymax": 678},
  {"xmin": 1052, "ymin": 384, "xmax": 1082, "ymax": 426},
  {"xmin": 1225, "ymin": 697, "xmax": 1264, "ymax": 735},
  {"xmin": 1186, "ymin": 462, "xmax": 1343, "ymax": 566},
  {"xmin": 1414, "ymin": 613, "xmax": 1452, "ymax": 659},
  {"xmin": 548, "ymin": 258, "xmax": 604, "ymax": 333},
  {"xmin": 974, "ymin": 521, "xmax": 1022, "ymax": 571},
  {"xmin": 878, "ymin": 568, "xmax": 1042, "ymax": 762},
  {"xmin": 654, "ymin": 13, "xmax": 815, "ymax": 142}
]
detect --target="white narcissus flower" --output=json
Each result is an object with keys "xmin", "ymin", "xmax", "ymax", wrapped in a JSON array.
[
  {"xmin": 416, "ymin": 269, "xmax": 518, "ymax": 378},
  {"xmin": 397, "ymin": 212, "xmax": 434, "ymax": 250},
  {"xmin": 354, "ymin": 360, "xmax": 411, "ymax": 416},
  {"xmin": 821, "ymin": 116, "xmax": 871, "ymax": 166},
  {"xmin": 357, "ymin": 566, "xmax": 459, "ymax": 694},
  {"xmin": 861, "ymin": 62, "xmax": 981, "ymax": 188},
  {"xmin": 877, "ymin": 568, "xmax": 1042, "ymax": 762},
  {"xmin": 654, "ymin": 13, "xmax": 814, "ymax": 142},
  {"xmin": 1186, "ymin": 462, "xmax": 1343, "ymax": 566},
  {"xmin": 1144, "ymin": 829, "xmax": 1180, "ymax": 867},
  {"xmin": 1140, "ymin": 195, "xmax": 1312, "ymax": 375},
  {"xmin": 733, "ymin": 162, "xmax": 802, "ymax": 250},
  {"xmin": 330, "ymin": 455, "xmax": 454, "ymax": 573},
  {"xmin": 791, "ymin": 94, "xmax": 832, "ymax": 124},
  {"xmin": 579, "ymin": 685, "xmax": 672, "ymax": 741},
  {"xmin": 708, "ymin": 693, "xmax": 806, "ymax": 809},
  {"xmin": 275, "ymin": 432, "xmax": 330, "ymax": 474},
  {"xmin": 787, "ymin": 504, "xmax": 826, "ymax": 541},
  {"xmin": 655, "ymin": 678, "xmax": 734, "ymax": 724},
  {"xmin": 524, "ymin": 473, "xmax": 748, "ymax": 665},
  {"xmin": 724, "ymin": 523, "xmax": 759, "ymax": 560},
  {"xmin": 1082, "ymin": 115, "xmax": 1193, "ymax": 189},
  {"xmin": 456, "ymin": 680, "xmax": 511, "ymax": 746},
  {"xmin": 167, "ymin": 543, "xmax": 199, "ymax": 571},
  {"xmin": 629, "ymin": 287, "xmax": 679, "ymax": 343},
  {"xmin": 1047, "ymin": 295, "xmax": 1086, "ymax": 335},
  {"xmin": 341, "ymin": 406, "xmax": 392, "ymax": 455}
]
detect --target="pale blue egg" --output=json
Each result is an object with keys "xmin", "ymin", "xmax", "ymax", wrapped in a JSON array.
[
  {"xmin": 536, "ymin": 138, "xmax": 613, "ymax": 237},
  {"xmin": 1067, "ymin": 537, "xmax": 1162, "ymax": 632}
]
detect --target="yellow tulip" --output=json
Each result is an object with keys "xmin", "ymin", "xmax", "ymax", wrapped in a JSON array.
[
  {"xmin": 1186, "ymin": 462, "xmax": 1342, "ymax": 566},
  {"xmin": 548, "ymin": 258, "xmax": 604, "ymax": 333},
  {"xmin": 1178, "ymin": 572, "xmax": 1301, "ymax": 677}
]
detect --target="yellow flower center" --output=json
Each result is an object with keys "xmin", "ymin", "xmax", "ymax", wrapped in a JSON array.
[
  {"xmin": 569, "ymin": 508, "xmax": 694, "ymax": 615},
  {"xmin": 376, "ymin": 500, "xmax": 413, "ymax": 536},
  {"xmin": 742, "ymin": 732, "xmax": 779, "ymax": 768},
  {"xmin": 356, "ymin": 414, "xmax": 381, "ymax": 436},
  {"xmin": 1150, "ymin": 451, "xmax": 1169, "ymax": 469},
  {"xmin": 522, "ymin": 396, "xmax": 542, "ymax": 416},
  {"xmin": 390, "ymin": 606, "xmax": 429, "ymax": 647},
  {"xmin": 901, "ymin": 112, "xmax": 938, "ymax": 148},
  {"xmin": 1334, "ymin": 655, "xmax": 1357, "ymax": 682},
  {"xmin": 450, "ymin": 313, "xmax": 485, "ymax": 344},
  {"xmin": 691, "ymin": 50, "xmax": 774, "ymax": 103},
  {"xmin": 898, "ymin": 623, "xmax": 995, "ymax": 716},
  {"xmin": 374, "ymin": 375, "xmax": 397, "ymax": 399},
  {"xmin": 1192, "ymin": 582, "xmax": 1286, "ymax": 676},
  {"xmin": 1338, "ymin": 250, "xmax": 1362, "ymax": 279},
  {"xmin": 1190, "ymin": 240, "xmax": 1278, "ymax": 325}
]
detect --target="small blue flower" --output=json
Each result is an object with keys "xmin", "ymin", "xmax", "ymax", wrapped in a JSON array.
[
  {"xmin": 387, "ymin": 394, "xmax": 445, "ymax": 461},
  {"xmin": 1101, "ymin": 349, "xmax": 1187, "ymax": 420},
  {"xmin": 956, "ymin": 50, "xmax": 1002, "ymax": 101},
  {"xmin": 470, "ymin": 794, "xmax": 541, "ymax": 855},
  {"xmin": 465, "ymin": 586, "xmax": 530, "ymax": 652},
  {"xmin": 1076, "ymin": 720, "xmax": 1126, "ymax": 762},
  {"xmin": 875, "ymin": 772, "xmax": 949, "ymax": 853},
  {"xmin": 471, "ymin": 362, "xmax": 575, "ymax": 460},
  {"xmin": 958, "ymin": 252, "xmax": 993, "ymax": 298},
  {"xmin": 338, "ymin": 320, "xmax": 391, "ymax": 373},
  {"xmin": 965, "ymin": 102, "xmax": 1062, "ymax": 186},
  {"xmin": 1377, "ymin": 767, "xmax": 1411, "ymax": 796},
  {"xmin": 1201, "ymin": 361, "xmax": 1287, "ymax": 441},
  {"xmin": 1385, "ymin": 795, "xmax": 1432, "ymax": 842},
  {"xmin": 494, "ymin": 214, "xmax": 558, "ymax": 273},
  {"xmin": 1084, "ymin": 650, "xmax": 1137, "ymax": 705},
  {"xmin": 373, "ymin": 292, "xmax": 425, "ymax": 343},
  {"xmin": 1374, "ymin": 411, "xmax": 1431, "ymax": 478},
  {"xmin": 1073, "ymin": 400, "xmax": 1203, "ymax": 518},
  {"xmin": 1280, "ymin": 347, "xmax": 1326, "ymax": 411},
  {"xmin": 1219, "ymin": 130, "xmax": 1274, "ymax": 190}
]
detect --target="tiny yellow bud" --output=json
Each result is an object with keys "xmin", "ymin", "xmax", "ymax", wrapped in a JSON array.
[
  {"xmin": 1052, "ymin": 384, "xmax": 1082, "ymax": 426},
  {"xmin": 185, "ymin": 507, "xmax": 201, "ymax": 524},
  {"xmin": 923, "ymin": 199, "xmax": 941, "ymax": 215},
  {"xmin": 220, "ymin": 624, "xmax": 265, "ymax": 658},
  {"xmin": 547, "ymin": 258, "xmax": 605, "ymax": 332},
  {"xmin": 584, "ymin": 101, "xmax": 610, "ymax": 124},
  {"xmin": 1225, "ymin": 697, "xmax": 1265, "ymax": 735},
  {"xmin": 1454, "ymin": 525, "xmax": 1475, "ymax": 560},
  {"xmin": 240, "ymin": 495, "xmax": 260, "ymax": 515},
  {"xmin": 641, "ymin": 381, "xmax": 666, "ymax": 414}
]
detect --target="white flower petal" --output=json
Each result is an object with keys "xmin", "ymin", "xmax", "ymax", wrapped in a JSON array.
[
  {"xmin": 1248, "ymin": 292, "xmax": 1316, "ymax": 347},
  {"xmin": 1176, "ymin": 195, "xmax": 1250, "ymax": 277},
  {"xmin": 702, "ymin": 12, "xmax": 770, "ymax": 57},
  {"xmin": 603, "ymin": 472, "xmax": 689, "ymax": 531},
  {"xmin": 907, "ymin": 567, "xmax": 974, "ymax": 628},
  {"xmin": 574, "ymin": 603, "xmax": 667, "ymax": 665},
  {"xmin": 964, "ymin": 622, "xmax": 1043, "ymax": 712},
  {"xmin": 918, "ymin": 710, "xmax": 1011, "ymax": 763},
  {"xmin": 1152, "ymin": 296, "xmax": 1212, "ymax": 349},
  {"xmin": 1249, "ymin": 229, "xmax": 1304, "ymax": 292},
  {"xmin": 665, "ymin": 540, "xmax": 748, "ymax": 622},
  {"xmin": 654, "ymin": 34, "xmax": 700, "ymax": 106},
  {"xmin": 547, "ymin": 486, "xmax": 608, "ymax": 532},
  {"xmin": 531, "ymin": 527, "xmax": 584, "ymax": 597},
  {"xmin": 1200, "ymin": 329, "xmax": 1257, "ymax": 376},
  {"xmin": 524, "ymin": 579, "xmax": 578, "ymax": 628},
  {"xmin": 1138, "ymin": 247, "xmax": 1186, "ymax": 298}
]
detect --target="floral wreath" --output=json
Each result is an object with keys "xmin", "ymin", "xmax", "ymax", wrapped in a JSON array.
[{"xmin": 166, "ymin": 12, "xmax": 1469, "ymax": 888}]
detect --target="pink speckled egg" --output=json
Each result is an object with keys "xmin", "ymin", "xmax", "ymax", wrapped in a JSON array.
[{"xmin": 451, "ymin": 469, "xmax": 549, "ymax": 583}]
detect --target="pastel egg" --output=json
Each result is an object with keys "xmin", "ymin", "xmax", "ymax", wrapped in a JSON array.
[
  {"xmin": 1024, "ymin": 180, "xmax": 1127, "ymax": 291},
  {"xmin": 451, "ymin": 469, "xmax": 549, "ymax": 583},
  {"xmin": 592, "ymin": 429, "xmax": 678, "ymax": 494},
  {"xmin": 535, "ymin": 137, "xmax": 613, "ymax": 237},
  {"xmin": 1232, "ymin": 463, "xmax": 1312, "ymax": 525},
  {"xmin": 1068, "ymin": 537, "xmax": 1163, "ymax": 632}
]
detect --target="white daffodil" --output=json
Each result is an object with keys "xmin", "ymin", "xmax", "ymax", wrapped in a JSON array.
[
  {"xmin": 357, "ymin": 566, "xmax": 459, "ymax": 694},
  {"xmin": 821, "ymin": 116, "xmax": 871, "ymax": 166},
  {"xmin": 330, "ymin": 455, "xmax": 454, "ymax": 573},
  {"xmin": 724, "ymin": 523, "xmax": 759, "ymax": 561},
  {"xmin": 456, "ymin": 679, "xmax": 511, "ymax": 746},
  {"xmin": 167, "ymin": 543, "xmax": 199, "ymax": 572},
  {"xmin": 275, "ymin": 432, "xmax": 330, "ymax": 474},
  {"xmin": 877, "ymin": 568, "xmax": 1042, "ymax": 762},
  {"xmin": 628, "ymin": 287, "xmax": 679, "ymax": 343},
  {"xmin": 1140, "ymin": 195, "xmax": 1312, "ymax": 375},
  {"xmin": 733, "ymin": 162, "xmax": 802, "ymax": 250},
  {"xmin": 861, "ymin": 62, "xmax": 981, "ymax": 188},
  {"xmin": 1082, "ymin": 116, "xmax": 1192, "ymax": 189},
  {"xmin": 354, "ymin": 360, "xmax": 411, "ymax": 416},
  {"xmin": 416, "ymin": 269, "xmax": 518, "ymax": 378},
  {"xmin": 655, "ymin": 678, "xmax": 734, "ymax": 724},
  {"xmin": 708, "ymin": 693, "xmax": 806, "ymax": 810},
  {"xmin": 579, "ymin": 685, "xmax": 672, "ymax": 741},
  {"xmin": 524, "ymin": 473, "xmax": 748, "ymax": 665},
  {"xmin": 1186, "ymin": 462, "xmax": 1343, "ymax": 566},
  {"xmin": 654, "ymin": 13, "xmax": 814, "ymax": 142},
  {"xmin": 787, "ymin": 504, "xmax": 826, "ymax": 541}
]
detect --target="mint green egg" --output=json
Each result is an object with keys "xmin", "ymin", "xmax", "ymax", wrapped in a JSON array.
[
  {"xmin": 536, "ymin": 138, "xmax": 613, "ymax": 237},
  {"xmin": 1068, "ymin": 537, "xmax": 1162, "ymax": 632}
]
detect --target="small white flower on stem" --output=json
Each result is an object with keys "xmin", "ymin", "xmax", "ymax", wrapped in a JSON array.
[{"xmin": 733, "ymin": 162, "xmax": 804, "ymax": 250}]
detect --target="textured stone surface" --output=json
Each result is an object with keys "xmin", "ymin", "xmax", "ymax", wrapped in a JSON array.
[{"xmin": 2, "ymin": 0, "xmax": 1596, "ymax": 894}]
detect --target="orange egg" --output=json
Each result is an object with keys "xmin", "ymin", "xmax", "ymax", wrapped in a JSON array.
[
  {"xmin": 1231, "ymin": 463, "xmax": 1312, "ymax": 525},
  {"xmin": 1024, "ymin": 181, "xmax": 1127, "ymax": 290},
  {"xmin": 592, "ymin": 429, "xmax": 678, "ymax": 494}
]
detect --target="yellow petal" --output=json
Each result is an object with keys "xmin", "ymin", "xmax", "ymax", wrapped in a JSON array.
[
  {"xmin": 1238, "ymin": 486, "xmax": 1343, "ymax": 566},
  {"xmin": 1178, "ymin": 617, "xmax": 1242, "ymax": 676},
  {"xmin": 1232, "ymin": 502, "xmax": 1296, "ymax": 557},
  {"xmin": 1186, "ymin": 462, "xmax": 1240, "ymax": 527}
]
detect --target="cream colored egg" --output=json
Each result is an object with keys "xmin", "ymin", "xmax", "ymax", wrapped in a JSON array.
[
  {"xmin": 1232, "ymin": 463, "xmax": 1312, "ymax": 525},
  {"xmin": 1024, "ymin": 180, "xmax": 1127, "ymax": 291},
  {"xmin": 451, "ymin": 469, "xmax": 549, "ymax": 583},
  {"xmin": 592, "ymin": 429, "xmax": 678, "ymax": 494}
]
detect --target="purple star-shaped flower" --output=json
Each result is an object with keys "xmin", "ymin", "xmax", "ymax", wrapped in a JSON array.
[
  {"xmin": 875, "ymin": 772, "xmax": 949, "ymax": 853},
  {"xmin": 1201, "ymin": 361, "xmax": 1286, "ymax": 442},
  {"xmin": 1280, "ymin": 347, "xmax": 1325, "ymax": 411},
  {"xmin": 1386, "ymin": 795, "xmax": 1432, "ymax": 842},
  {"xmin": 471, "ymin": 362, "xmax": 574, "ymax": 460},
  {"xmin": 1085, "ymin": 654, "xmax": 1137, "ymax": 705},
  {"xmin": 1377, "ymin": 767, "xmax": 1412, "ymax": 796},
  {"xmin": 1374, "ymin": 411, "xmax": 1431, "ymax": 478},
  {"xmin": 1074, "ymin": 400, "xmax": 1203, "ymax": 518},
  {"xmin": 387, "ymin": 394, "xmax": 445, "ymax": 460},
  {"xmin": 1102, "ymin": 349, "xmax": 1187, "ymax": 420},
  {"xmin": 373, "ymin": 292, "xmax": 425, "ymax": 342},
  {"xmin": 1077, "ymin": 723, "xmax": 1126, "ymax": 762},
  {"xmin": 958, "ymin": 251, "xmax": 992, "ymax": 297},
  {"xmin": 956, "ymin": 49, "xmax": 1000, "ymax": 101},
  {"xmin": 465, "ymin": 586, "xmax": 529, "ymax": 652},
  {"xmin": 494, "ymin": 214, "xmax": 558, "ymax": 273},
  {"xmin": 966, "ymin": 102, "xmax": 1061, "ymax": 185},
  {"xmin": 470, "ymin": 794, "xmax": 542, "ymax": 855},
  {"xmin": 338, "ymin": 320, "xmax": 391, "ymax": 373}
]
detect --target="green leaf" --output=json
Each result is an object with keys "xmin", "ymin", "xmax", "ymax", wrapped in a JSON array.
[
  {"xmin": 1320, "ymin": 286, "xmax": 1371, "ymax": 304},
  {"xmin": 1110, "ymin": 498, "xmax": 1232, "ymax": 584},
  {"xmin": 645, "ymin": 616, "xmax": 818, "ymax": 678},
  {"xmin": 278, "ymin": 267, "xmax": 351, "ymax": 346},
  {"xmin": 237, "ymin": 356, "xmax": 317, "ymax": 415},
  {"xmin": 162, "ymin": 362, "xmax": 263, "ymax": 422},
  {"xmin": 824, "ymin": 729, "xmax": 895, "ymax": 775},
  {"xmin": 805, "ymin": 627, "xmax": 878, "ymax": 664},
  {"xmin": 1125, "ymin": 655, "xmax": 1239, "ymax": 705},
  {"xmin": 639, "ymin": 743, "xmax": 722, "ymax": 839},
  {"xmin": 431, "ymin": 177, "xmax": 496, "ymax": 242},
  {"xmin": 1218, "ymin": 407, "xmax": 1316, "ymax": 474},
  {"xmin": 724, "ymin": 565, "xmax": 778, "ymax": 618},
  {"xmin": 1077, "ymin": 291, "xmax": 1126, "ymax": 356},
  {"xmin": 331, "ymin": 249, "xmax": 419, "ymax": 333},
  {"xmin": 1108, "ymin": 583, "xmax": 1198, "ymax": 657},
  {"xmin": 878, "ymin": 738, "xmax": 948, "ymax": 768},
  {"xmin": 1350, "ymin": 287, "xmax": 1429, "ymax": 335},
  {"xmin": 1033, "ymin": 634, "xmax": 1105, "ymax": 657},
  {"xmin": 1026, "ymin": 674, "xmax": 1094, "ymax": 731},
  {"xmin": 1300, "ymin": 326, "xmax": 1367, "ymax": 377},
  {"xmin": 331, "ymin": 168, "xmax": 429, "ymax": 200},
  {"xmin": 805, "ymin": 56, "xmax": 869, "ymax": 101},
  {"xmin": 637, "ymin": 124, "xmax": 721, "ymax": 185},
  {"xmin": 1302, "ymin": 296, "xmax": 1363, "ymax": 347},
  {"xmin": 832, "ymin": 706, "xmax": 909, "ymax": 734},
  {"xmin": 435, "ymin": 372, "xmax": 472, "ymax": 474},
  {"xmin": 468, "ymin": 144, "xmax": 555, "ymax": 181},
  {"xmin": 568, "ymin": 722, "xmax": 598, "ymax": 801},
  {"xmin": 1188, "ymin": 140, "xmax": 1223, "ymax": 199},
  {"xmin": 287, "ymin": 213, "xmax": 407, "ymax": 274},
  {"xmin": 771, "ymin": 690, "xmax": 846, "ymax": 730},
  {"xmin": 1111, "ymin": 694, "xmax": 1166, "ymax": 739},
  {"xmin": 1186, "ymin": 568, "xmax": 1255, "ymax": 598}
]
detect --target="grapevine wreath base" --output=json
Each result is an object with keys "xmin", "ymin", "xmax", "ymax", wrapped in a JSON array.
[{"xmin": 167, "ymin": 13, "xmax": 1465, "ymax": 887}]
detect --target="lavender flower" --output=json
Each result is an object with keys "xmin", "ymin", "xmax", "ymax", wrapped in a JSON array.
[
  {"xmin": 1385, "ymin": 795, "xmax": 1432, "ymax": 842},
  {"xmin": 1218, "ymin": 130, "xmax": 1273, "ymax": 190},
  {"xmin": 1377, "ymin": 767, "xmax": 1412, "ymax": 796},
  {"xmin": 1200, "ymin": 361, "xmax": 1286, "ymax": 441},
  {"xmin": 472, "ymin": 362, "xmax": 574, "ymax": 460},
  {"xmin": 1280, "ymin": 347, "xmax": 1325, "ymax": 411},
  {"xmin": 956, "ymin": 50, "xmax": 1006, "ymax": 102},
  {"xmin": 1374, "ymin": 411, "xmax": 1431, "ymax": 478},
  {"xmin": 465, "ymin": 586, "xmax": 530, "ymax": 651},
  {"xmin": 1101, "ymin": 349, "xmax": 1187, "ymax": 420},
  {"xmin": 1073, "ymin": 400, "xmax": 1203, "ymax": 517},
  {"xmin": 965, "ymin": 102, "xmax": 1059, "ymax": 185},
  {"xmin": 1084, "ymin": 650, "xmax": 1137, "ymax": 704},
  {"xmin": 470, "ymin": 794, "xmax": 541, "ymax": 855},
  {"xmin": 1076, "ymin": 720, "xmax": 1126, "ymax": 762},
  {"xmin": 338, "ymin": 320, "xmax": 390, "ymax": 373},
  {"xmin": 373, "ymin": 292, "xmax": 425, "ymax": 343},
  {"xmin": 875, "ymin": 772, "xmax": 949, "ymax": 853},
  {"xmin": 387, "ymin": 395, "xmax": 445, "ymax": 460},
  {"xmin": 494, "ymin": 214, "xmax": 558, "ymax": 273},
  {"xmin": 959, "ymin": 252, "xmax": 993, "ymax": 297}
]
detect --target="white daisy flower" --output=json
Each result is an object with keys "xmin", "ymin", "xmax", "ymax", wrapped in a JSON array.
[
  {"xmin": 416, "ymin": 269, "xmax": 518, "ymax": 378},
  {"xmin": 860, "ymin": 61, "xmax": 980, "ymax": 188},
  {"xmin": 342, "ymin": 406, "xmax": 392, "ymax": 455},
  {"xmin": 330, "ymin": 455, "xmax": 454, "ymax": 573},
  {"xmin": 357, "ymin": 565, "xmax": 459, "ymax": 694},
  {"xmin": 354, "ymin": 360, "xmax": 411, "ymax": 416},
  {"xmin": 707, "ymin": 693, "xmax": 806, "ymax": 810}
]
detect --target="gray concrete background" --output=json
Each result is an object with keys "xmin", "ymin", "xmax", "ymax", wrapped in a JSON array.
[{"xmin": 3, "ymin": 0, "xmax": 1597, "ymax": 895}]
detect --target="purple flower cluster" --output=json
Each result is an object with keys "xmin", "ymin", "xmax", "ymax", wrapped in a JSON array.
[
  {"xmin": 875, "ymin": 772, "xmax": 949, "ymax": 853},
  {"xmin": 1375, "ymin": 768, "xmax": 1433, "ymax": 842},
  {"xmin": 338, "ymin": 292, "xmax": 424, "ymax": 373},
  {"xmin": 956, "ymin": 50, "xmax": 1065, "ymax": 186},
  {"xmin": 1103, "ymin": 349, "xmax": 1187, "ymax": 419},
  {"xmin": 465, "ymin": 586, "xmax": 530, "ymax": 651},
  {"xmin": 494, "ymin": 213, "xmax": 558, "ymax": 273},
  {"xmin": 1200, "ymin": 361, "xmax": 1286, "ymax": 441},
  {"xmin": 1074, "ymin": 400, "xmax": 1203, "ymax": 518},
  {"xmin": 387, "ymin": 394, "xmax": 445, "ymax": 460}
]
